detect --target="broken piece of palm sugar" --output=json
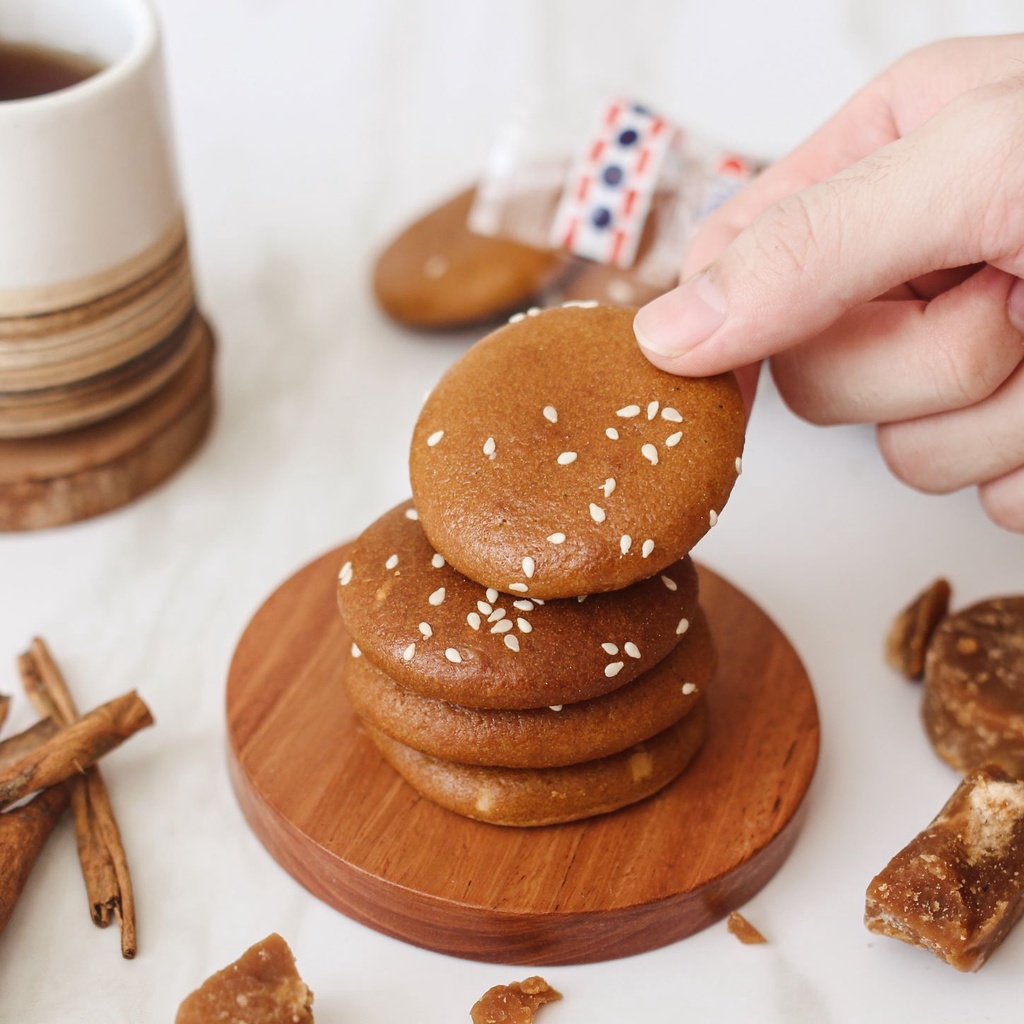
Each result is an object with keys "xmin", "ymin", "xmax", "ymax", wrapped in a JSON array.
[
  {"xmin": 471, "ymin": 975, "xmax": 562, "ymax": 1024},
  {"xmin": 885, "ymin": 578, "xmax": 951, "ymax": 680},
  {"xmin": 865, "ymin": 765, "xmax": 1024, "ymax": 971},
  {"xmin": 727, "ymin": 911, "xmax": 768, "ymax": 944},
  {"xmin": 175, "ymin": 932, "xmax": 314, "ymax": 1023}
]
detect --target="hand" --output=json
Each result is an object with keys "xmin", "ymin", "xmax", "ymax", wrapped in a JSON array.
[{"xmin": 634, "ymin": 35, "xmax": 1024, "ymax": 531}]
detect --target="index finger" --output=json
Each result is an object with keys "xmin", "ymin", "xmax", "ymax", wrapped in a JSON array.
[{"xmin": 684, "ymin": 33, "xmax": 1024, "ymax": 277}]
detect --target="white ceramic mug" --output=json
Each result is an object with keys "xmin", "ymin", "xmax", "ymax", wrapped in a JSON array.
[{"xmin": 0, "ymin": 0, "xmax": 183, "ymax": 317}]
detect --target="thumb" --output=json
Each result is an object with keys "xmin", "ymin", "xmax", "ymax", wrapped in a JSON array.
[{"xmin": 634, "ymin": 79, "xmax": 1024, "ymax": 376}]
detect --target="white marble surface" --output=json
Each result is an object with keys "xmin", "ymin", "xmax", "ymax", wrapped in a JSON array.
[{"xmin": 2, "ymin": 1, "xmax": 1024, "ymax": 1020}]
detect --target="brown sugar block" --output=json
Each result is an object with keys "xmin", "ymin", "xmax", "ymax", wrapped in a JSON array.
[
  {"xmin": 471, "ymin": 976, "xmax": 562, "ymax": 1024},
  {"xmin": 885, "ymin": 578, "xmax": 952, "ymax": 680},
  {"xmin": 549, "ymin": 187, "xmax": 677, "ymax": 309},
  {"xmin": 175, "ymin": 933, "xmax": 314, "ymax": 1024},
  {"xmin": 344, "ymin": 607, "xmax": 715, "ymax": 767},
  {"xmin": 921, "ymin": 596, "xmax": 1024, "ymax": 776},
  {"xmin": 865, "ymin": 766, "xmax": 1024, "ymax": 972},
  {"xmin": 372, "ymin": 187, "xmax": 565, "ymax": 330},
  {"xmin": 367, "ymin": 701, "xmax": 708, "ymax": 827},
  {"xmin": 337, "ymin": 500, "xmax": 700, "ymax": 708},
  {"xmin": 409, "ymin": 305, "xmax": 745, "ymax": 598},
  {"xmin": 0, "ymin": 321, "xmax": 214, "ymax": 532}
]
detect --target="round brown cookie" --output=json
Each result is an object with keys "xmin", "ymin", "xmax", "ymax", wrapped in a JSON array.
[
  {"xmin": 409, "ymin": 305, "xmax": 745, "ymax": 598},
  {"xmin": 366, "ymin": 701, "xmax": 708, "ymax": 827},
  {"xmin": 336, "ymin": 500, "xmax": 700, "ymax": 708},
  {"xmin": 344, "ymin": 607, "xmax": 715, "ymax": 768},
  {"xmin": 372, "ymin": 187, "xmax": 565, "ymax": 330},
  {"xmin": 922, "ymin": 596, "xmax": 1024, "ymax": 776}
]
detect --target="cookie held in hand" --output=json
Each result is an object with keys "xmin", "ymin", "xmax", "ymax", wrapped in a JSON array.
[{"xmin": 410, "ymin": 305, "xmax": 745, "ymax": 598}]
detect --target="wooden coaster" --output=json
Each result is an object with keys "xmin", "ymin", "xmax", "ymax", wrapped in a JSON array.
[
  {"xmin": 0, "ymin": 318, "xmax": 214, "ymax": 532},
  {"xmin": 226, "ymin": 548, "xmax": 820, "ymax": 965}
]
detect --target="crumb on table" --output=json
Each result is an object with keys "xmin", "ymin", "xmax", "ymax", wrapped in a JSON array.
[{"xmin": 727, "ymin": 911, "xmax": 768, "ymax": 944}]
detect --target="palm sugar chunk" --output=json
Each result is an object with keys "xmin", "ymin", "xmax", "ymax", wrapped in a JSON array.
[
  {"xmin": 471, "ymin": 976, "xmax": 561, "ymax": 1024},
  {"xmin": 176, "ymin": 933, "xmax": 313, "ymax": 1023},
  {"xmin": 865, "ymin": 766, "xmax": 1024, "ymax": 971},
  {"xmin": 922, "ymin": 596, "xmax": 1024, "ymax": 776},
  {"xmin": 885, "ymin": 578, "xmax": 951, "ymax": 680}
]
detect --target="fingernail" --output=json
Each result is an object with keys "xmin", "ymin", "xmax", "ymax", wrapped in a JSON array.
[
  {"xmin": 634, "ymin": 271, "xmax": 727, "ymax": 357},
  {"xmin": 1008, "ymin": 276, "xmax": 1024, "ymax": 334}
]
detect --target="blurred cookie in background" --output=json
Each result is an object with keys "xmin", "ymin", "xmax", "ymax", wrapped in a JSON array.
[{"xmin": 372, "ymin": 187, "xmax": 566, "ymax": 330}]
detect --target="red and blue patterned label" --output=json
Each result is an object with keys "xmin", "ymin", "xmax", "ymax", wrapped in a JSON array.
[{"xmin": 550, "ymin": 100, "xmax": 677, "ymax": 269}]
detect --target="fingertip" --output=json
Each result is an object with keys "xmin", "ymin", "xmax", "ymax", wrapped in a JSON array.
[
  {"xmin": 633, "ymin": 272, "xmax": 728, "ymax": 367},
  {"xmin": 979, "ymin": 466, "xmax": 1024, "ymax": 533}
]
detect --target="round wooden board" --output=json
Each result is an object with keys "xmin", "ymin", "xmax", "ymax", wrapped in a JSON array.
[
  {"xmin": 0, "ymin": 317, "xmax": 214, "ymax": 532},
  {"xmin": 226, "ymin": 546, "xmax": 820, "ymax": 966}
]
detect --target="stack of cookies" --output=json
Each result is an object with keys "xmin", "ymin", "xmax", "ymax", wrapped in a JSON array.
[{"xmin": 337, "ymin": 305, "xmax": 745, "ymax": 826}]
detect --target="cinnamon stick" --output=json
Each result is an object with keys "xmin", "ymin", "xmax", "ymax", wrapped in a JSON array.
[
  {"xmin": 0, "ymin": 690, "xmax": 153, "ymax": 812},
  {"xmin": 18, "ymin": 641, "xmax": 142, "ymax": 958},
  {"xmin": 0, "ymin": 784, "xmax": 71, "ymax": 937},
  {"xmin": 0, "ymin": 717, "xmax": 59, "ymax": 771}
]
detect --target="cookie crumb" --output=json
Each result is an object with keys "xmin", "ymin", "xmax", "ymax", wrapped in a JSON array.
[
  {"xmin": 728, "ymin": 911, "xmax": 768, "ymax": 945},
  {"xmin": 470, "ymin": 976, "xmax": 562, "ymax": 1024}
]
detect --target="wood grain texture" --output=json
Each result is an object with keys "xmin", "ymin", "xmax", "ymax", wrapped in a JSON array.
[
  {"xmin": 0, "ymin": 319, "xmax": 214, "ymax": 532},
  {"xmin": 0, "ymin": 309, "xmax": 205, "ymax": 439},
  {"xmin": 0, "ymin": 215, "xmax": 187, "ymax": 318},
  {"xmin": 226, "ymin": 547, "xmax": 820, "ymax": 965}
]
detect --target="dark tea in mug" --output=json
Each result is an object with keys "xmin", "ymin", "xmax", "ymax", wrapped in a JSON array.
[{"xmin": 0, "ymin": 40, "xmax": 102, "ymax": 101}]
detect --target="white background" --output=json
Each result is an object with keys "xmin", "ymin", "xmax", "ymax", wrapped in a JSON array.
[{"xmin": 2, "ymin": 1, "xmax": 1024, "ymax": 1020}]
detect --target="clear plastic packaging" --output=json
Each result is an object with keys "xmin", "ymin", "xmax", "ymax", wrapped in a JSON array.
[{"xmin": 470, "ymin": 97, "xmax": 764, "ymax": 295}]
